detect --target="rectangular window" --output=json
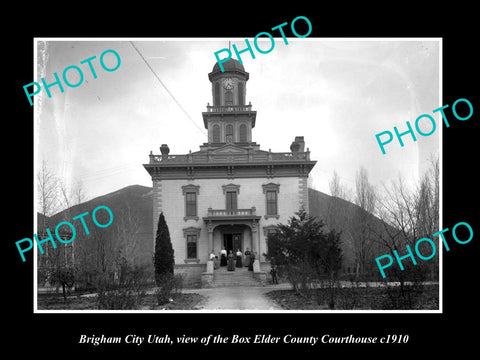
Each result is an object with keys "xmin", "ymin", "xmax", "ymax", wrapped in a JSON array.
[
  {"xmin": 186, "ymin": 192, "xmax": 197, "ymax": 217},
  {"xmin": 187, "ymin": 235, "xmax": 197, "ymax": 259},
  {"xmin": 266, "ymin": 190, "xmax": 277, "ymax": 215},
  {"xmin": 226, "ymin": 191, "xmax": 237, "ymax": 211}
]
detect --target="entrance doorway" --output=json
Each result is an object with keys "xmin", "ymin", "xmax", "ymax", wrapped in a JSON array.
[{"xmin": 223, "ymin": 233, "xmax": 242, "ymax": 253}]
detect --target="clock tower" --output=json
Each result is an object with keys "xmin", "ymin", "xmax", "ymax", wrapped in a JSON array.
[
  {"xmin": 144, "ymin": 56, "xmax": 316, "ymax": 287},
  {"xmin": 201, "ymin": 58, "xmax": 257, "ymax": 148}
]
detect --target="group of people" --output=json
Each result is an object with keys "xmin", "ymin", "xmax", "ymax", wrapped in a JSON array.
[
  {"xmin": 210, "ymin": 247, "xmax": 255, "ymax": 271},
  {"xmin": 208, "ymin": 248, "xmax": 279, "ymax": 284}
]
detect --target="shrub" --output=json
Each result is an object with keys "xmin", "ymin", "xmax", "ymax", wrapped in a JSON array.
[
  {"xmin": 155, "ymin": 273, "xmax": 185, "ymax": 305},
  {"xmin": 378, "ymin": 262, "xmax": 428, "ymax": 310},
  {"xmin": 49, "ymin": 266, "xmax": 76, "ymax": 301},
  {"xmin": 95, "ymin": 262, "xmax": 148, "ymax": 310},
  {"xmin": 266, "ymin": 209, "xmax": 343, "ymax": 307},
  {"xmin": 96, "ymin": 288, "xmax": 142, "ymax": 310}
]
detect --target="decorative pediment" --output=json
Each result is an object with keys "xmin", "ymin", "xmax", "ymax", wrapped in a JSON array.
[
  {"xmin": 222, "ymin": 183, "xmax": 240, "ymax": 194},
  {"xmin": 183, "ymin": 226, "xmax": 201, "ymax": 236},
  {"xmin": 181, "ymin": 184, "xmax": 200, "ymax": 195},
  {"xmin": 262, "ymin": 182, "xmax": 280, "ymax": 193},
  {"xmin": 211, "ymin": 144, "xmax": 248, "ymax": 155}
]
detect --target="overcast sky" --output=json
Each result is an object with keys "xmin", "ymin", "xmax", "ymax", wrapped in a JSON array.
[{"xmin": 35, "ymin": 38, "xmax": 440, "ymax": 204}]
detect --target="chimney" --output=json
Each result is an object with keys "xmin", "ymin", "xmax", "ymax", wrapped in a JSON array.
[
  {"xmin": 160, "ymin": 144, "xmax": 170, "ymax": 161},
  {"xmin": 290, "ymin": 136, "xmax": 305, "ymax": 153},
  {"xmin": 160, "ymin": 144, "xmax": 170, "ymax": 155}
]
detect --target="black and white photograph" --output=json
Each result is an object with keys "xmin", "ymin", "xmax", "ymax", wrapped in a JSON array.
[
  {"xmin": 33, "ymin": 38, "xmax": 441, "ymax": 313},
  {"xmin": 6, "ymin": 7, "xmax": 478, "ymax": 356}
]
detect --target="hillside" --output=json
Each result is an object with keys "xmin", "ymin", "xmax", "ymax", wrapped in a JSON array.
[
  {"xmin": 43, "ymin": 185, "xmax": 388, "ymax": 273},
  {"xmin": 48, "ymin": 184, "xmax": 154, "ymax": 267},
  {"xmin": 308, "ymin": 187, "xmax": 389, "ymax": 272}
]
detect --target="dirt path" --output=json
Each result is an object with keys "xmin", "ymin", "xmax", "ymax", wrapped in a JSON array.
[{"xmin": 183, "ymin": 285, "xmax": 288, "ymax": 310}]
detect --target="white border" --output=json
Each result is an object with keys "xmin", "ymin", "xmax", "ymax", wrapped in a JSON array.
[{"xmin": 33, "ymin": 37, "xmax": 443, "ymax": 314}]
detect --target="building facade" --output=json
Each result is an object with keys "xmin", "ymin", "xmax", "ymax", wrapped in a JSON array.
[{"xmin": 143, "ymin": 59, "xmax": 316, "ymax": 285}]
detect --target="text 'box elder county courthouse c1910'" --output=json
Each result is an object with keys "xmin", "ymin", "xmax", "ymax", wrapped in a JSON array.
[{"xmin": 143, "ymin": 58, "xmax": 316, "ymax": 285}]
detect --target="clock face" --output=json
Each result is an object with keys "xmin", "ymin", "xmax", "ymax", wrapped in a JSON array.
[{"xmin": 223, "ymin": 78, "xmax": 234, "ymax": 90}]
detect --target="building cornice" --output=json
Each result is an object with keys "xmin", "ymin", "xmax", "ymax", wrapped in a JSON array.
[{"xmin": 143, "ymin": 161, "xmax": 317, "ymax": 180}]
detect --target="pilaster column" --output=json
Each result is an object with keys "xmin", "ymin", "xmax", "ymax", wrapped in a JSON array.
[
  {"xmin": 207, "ymin": 221, "xmax": 214, "ymax": 253},
  {"xmin": 251, "ymin": 219, "xmax": 260, "ymax": 260}
]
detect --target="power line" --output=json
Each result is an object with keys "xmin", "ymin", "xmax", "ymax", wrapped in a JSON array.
[
  {"xmin": 77, "ymin": 163, "xmax": 139, "ymax": 182},
  {"xmin": 129, "ymin": 41, "xmax": 206, "ymax": 135}
]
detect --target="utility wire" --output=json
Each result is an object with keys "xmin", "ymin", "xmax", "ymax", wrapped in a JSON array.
[{"xmin": 129, "ymin": 41, "xmax": 206, "ymax": 135}]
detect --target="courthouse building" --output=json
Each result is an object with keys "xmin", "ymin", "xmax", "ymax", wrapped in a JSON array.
[{"xmin": 143, "ymin": 59, "xmax": 316, "ymax": 284}]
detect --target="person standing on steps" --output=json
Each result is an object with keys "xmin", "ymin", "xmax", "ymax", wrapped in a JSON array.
[
  {"xmin": 236, "ymin": 248, "xmax": 243, "ymax": 268},
  {"xmin": 248, "ymin": 251, "xmax": 255, "ymax": 271},
  {"xmin": 220, "ymin": 247, "xmax": 227, "ymax": 267},
  {"xmin": 209, "ymin": 250, "xmax": 217, "ymax": 270},
  {"xmin": 227, "ymin": 250, "xmax": 236, "ymax": 271},
  {"xmin": 244, "ymin": 247, "xmax": 251, "ymax": 268}
]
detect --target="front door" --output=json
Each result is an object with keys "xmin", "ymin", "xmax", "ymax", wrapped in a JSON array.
[{"xmin": 223, "ymin": 233, "xmax": 242, "ymax": 253}]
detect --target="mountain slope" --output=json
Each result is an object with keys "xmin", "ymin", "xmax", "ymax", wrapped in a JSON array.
[
  {"xmin": 48, "ymin": 184, "xmax": 154, "ymax": 267},
  {"xmin": 44, "ymin": 185, "xmax": 388, "ymax": 273}
]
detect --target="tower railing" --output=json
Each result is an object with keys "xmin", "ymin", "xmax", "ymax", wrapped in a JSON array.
[
  {"xmin": 148, "ymin": 150, "xmax": 311, "ymax": 164},
  {"xmin": 205, "ymin": 104, "xmax": 253, "ymax": 113}
]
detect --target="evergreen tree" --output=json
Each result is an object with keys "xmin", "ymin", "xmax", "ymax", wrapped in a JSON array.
[
  {"xmin": 266, "ymin": 208, "xmax": 343, "ymax": 307},
  {"xmin": 154, "ymin": 213, "xmax": 174, "ymax": 286}
]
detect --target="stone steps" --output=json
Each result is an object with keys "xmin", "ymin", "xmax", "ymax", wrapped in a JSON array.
[{"xmin": 212, "ymin": 267, "xmax": 261, "ymax": 287}]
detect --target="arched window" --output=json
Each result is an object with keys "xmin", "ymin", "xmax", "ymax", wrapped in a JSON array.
[
  {"xmin": 237, "ymin": 82, "xmax": 244, "ymax": 105},
  {"xmin": 226, "ymin": 124, "xmax": 234, "ymax": 143},
  {"xmin": 225, "ymin": 90, "xmax": 233, "ymax": 105},
  {"xmin": 239, "ymin": 124, "xmax": 247, "ymax": 142},
  {"xmin": 214, "ymin": 82, "xmax": 220, "ymax": 105},
  {"xmin": 212, "ymin": 124, "xmax": 220, "ymax": 143}
]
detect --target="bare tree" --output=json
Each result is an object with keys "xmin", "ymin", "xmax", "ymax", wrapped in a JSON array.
[
  {"xmin": 325, "ymin": 171, "xmax": 355, "ymax": 273},
  {"xmin": 37, "ymin": 160, "xmax": 60, "ymax": 218},
  {"xmin": 79, "ymin": 207, "xmax": 118, "ymax": 288},
  {"xmin": 37, "ymin": 161, "xmax": 60, "ymax": 282},
  {"xmin": 37, "ymin": 163, "xmax": 88, "ymax": 296},
  {"xmin": 59, "ymin": 178, "xmax": 87, "ymax": 210},
  {"xmin": 372, "ymin": 157, "xmax": 439, "ymax": 307},
  {"xmin": 353, "ymin": 167, "xmax": 377, "ymax": 274},
  {"xmin": 376, "ymin": 176, "xmax": 419, "ymax": 249},
  {"xmin": 373, "ymin": 176, "xmax": 421, "ymax": 308},
  {"xmin": 413, "ymin": 156, "xmax": 440, "ymax": 279},
  {"xmin": 355, "ymin": 167, "xmax": 376, "ymax": 215},
  {"xmin": 328, "ymin": 170, "xmax": 352, "ymax": 201},
  {"xmin": 415, "ymin": 156, "xmax": 439, "ymax": 237},
  {"xmin": 58, "ymin": 177, "xmax": 87, "ymax": 269},
  {"xmin": 377, "ymin": 158, "xmax": 439, "ymax": 249},
  {"xmin": 115, "ymin": 202, "xmax": 141, "ymax": 265},
  {"xmin": 72, "ymin": 178, "xmax": 86, "ymax": 206}
]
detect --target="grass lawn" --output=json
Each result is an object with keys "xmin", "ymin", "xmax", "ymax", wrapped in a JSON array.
[
  {"xmin": 266, "ymin": 284, "xmax": 439, "ymax": 310},
  {"xmin": 37, "ymin": 291, "xmax": 206, "ymax": 311}
]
